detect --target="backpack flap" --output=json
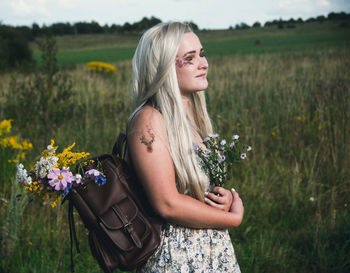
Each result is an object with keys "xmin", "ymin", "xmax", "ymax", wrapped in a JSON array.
[{"xmin": 98, "ymin": 195, "xmax": 153, "ymax": 252}]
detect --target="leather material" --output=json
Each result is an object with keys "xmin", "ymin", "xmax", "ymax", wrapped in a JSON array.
[{"xmin": 67, "ymin": 133, "xmax": 162, "ymax": 272}]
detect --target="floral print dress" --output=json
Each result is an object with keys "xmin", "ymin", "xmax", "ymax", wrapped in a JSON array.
[{"xmin": 137, "ymin": 222, "xmax": 241, "ymax": 273}]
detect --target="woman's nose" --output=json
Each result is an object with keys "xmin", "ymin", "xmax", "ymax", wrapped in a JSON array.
[{"xmin": 199, "ymin": 58, "xmax": 208, "ymax": 70}]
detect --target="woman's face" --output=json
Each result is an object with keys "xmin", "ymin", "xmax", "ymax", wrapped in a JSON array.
[{"xmin": 175, "ymin": 32, "xmax": 208, "ymax": 97}]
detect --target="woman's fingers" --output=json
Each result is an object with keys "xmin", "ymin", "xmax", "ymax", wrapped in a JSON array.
[
  {"xmin": 204, "ymin": 196, "xmax": 224, "ymax": 210},
  {"xmin": 205, "ymin": 191, "xmax": 223, "ymax": 203}
]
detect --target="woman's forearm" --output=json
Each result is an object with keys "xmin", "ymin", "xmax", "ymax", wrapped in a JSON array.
[{"xmin": 155, "ymin": 192, "xmax": 243, "ymax": 229}]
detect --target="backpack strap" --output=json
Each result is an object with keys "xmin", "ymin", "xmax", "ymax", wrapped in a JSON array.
[
  {"xmin": 112, "ymin": 133, "xmax": 127, "ymax": 158},
  {"xmin": 68, "ymin": 198, "xmax": 80, "ymax": 272}
]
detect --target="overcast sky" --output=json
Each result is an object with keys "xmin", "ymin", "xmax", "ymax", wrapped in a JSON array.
[{"xmin": 1, "ymin": 0, "xmax": 349, "ymax": 29}]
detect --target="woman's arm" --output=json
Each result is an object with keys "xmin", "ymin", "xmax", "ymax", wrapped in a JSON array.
[{"xmin": 127, "ymin": 107, "xmax": 244, "ymax": 229}]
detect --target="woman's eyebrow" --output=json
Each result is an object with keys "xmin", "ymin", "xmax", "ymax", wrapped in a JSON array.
[
  {"xmin": 182, "ymin": 50, "xmax": 196, "ymax": 57},
  {"xmin": 182, "ymin": 48, "xmax": 204, "ymax": 57}
]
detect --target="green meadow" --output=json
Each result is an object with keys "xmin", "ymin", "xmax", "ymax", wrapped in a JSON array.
[{"xmin": 1, "ymin": 22, "xmax": 350, "ymax": 272}]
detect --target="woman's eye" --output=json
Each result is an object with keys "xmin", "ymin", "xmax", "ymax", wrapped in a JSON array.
[{"xmin": 185, "ymin": 57, "xmax": 193, "ymax": 62}]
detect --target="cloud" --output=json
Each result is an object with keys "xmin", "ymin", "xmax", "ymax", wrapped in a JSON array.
[
  {"xmin": 57, "ymin": 0, "xmax": 76, "ymax": 9},
  {"xmin": 10, "ymin": 0, "xmax": 49, "ymax": 16},
  {"xmin": 278, "ymin": 0, "xmax": 331, "ymax": 11}
]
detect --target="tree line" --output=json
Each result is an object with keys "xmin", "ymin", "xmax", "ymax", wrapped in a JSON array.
[
  {"xmin": 1, "ymin": 16, "xmax": 199, "ymax": 42},
  {"xmin": 232, "ymin": 11, "xmax": 350, "ymax": 29}
]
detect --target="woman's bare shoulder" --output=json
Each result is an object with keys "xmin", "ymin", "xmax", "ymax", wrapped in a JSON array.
[{"xmin": 129, "ymin": 106, "xmax": 166, "ymax": 136}]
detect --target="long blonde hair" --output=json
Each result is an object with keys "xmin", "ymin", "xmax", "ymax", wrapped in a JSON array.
[{"xmin": 127, "ymin": 22, "xmax": 213, "ymax": 201}]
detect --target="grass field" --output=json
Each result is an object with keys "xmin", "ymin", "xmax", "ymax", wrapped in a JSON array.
[
  {"xmin": 1, "ymin": 22, "xmax": 350, "ymax": 273},
  {"xmin": 32, "ymin": 22, "xmax": 350, "ymax": 65}
]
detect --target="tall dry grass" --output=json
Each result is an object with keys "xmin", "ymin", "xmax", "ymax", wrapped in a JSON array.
[{"xmin": 0, "ymin": 47, "xmax": 349, "ymax": 272}]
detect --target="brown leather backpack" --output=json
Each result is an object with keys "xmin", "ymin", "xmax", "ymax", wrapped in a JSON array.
[{"xmin": 66, "ymin": 133, "xmax": 162, "ymax": 272}]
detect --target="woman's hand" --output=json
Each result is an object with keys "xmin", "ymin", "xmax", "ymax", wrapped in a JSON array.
[
  {"xmin": 204, "ymin": 186, "xmax": 233, "ymax": 212},
  {"xmin": 229, "ymin": 189, "xmax": 244, "ymax": 224}
]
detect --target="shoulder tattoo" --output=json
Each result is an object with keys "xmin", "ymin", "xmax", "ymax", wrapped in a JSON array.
[{"xmin": 140, "ymin": 128, "xmax": 155, "ymax": 153}]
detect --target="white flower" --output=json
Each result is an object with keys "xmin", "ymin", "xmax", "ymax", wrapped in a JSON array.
[
  {"xmin": 85, "ymin": 169, "xmax": 101, "ymax": 178},
  {"xmin": 205, "ymin": 149, "xmax": 211, "ymax": 156},
  {"xmin": 232, "ymin": 134, "xmax": 239, "ymax": 140},
  {"xmin": 213, "ymin": 133, "xmax": 219, "ymax": 138},
  {"xmin": 230, "ymin": 142, "xmax": 235, "ymax": 148},
  {"xmin": 16, "ymin": 163, "xmax": 32, "ymax": 185},
  {"xmin": 46, "ymin": 145, "xmax": 56, "ymax": 155},
  {"xmin": 247, "ymin": 146, "xmax": 252, "ymax": 151},
  {"xmin": 220, "ymin": 140, "xmax": 226, "ymax": 146},
  {"xmin": 310, "ymin": 197, "xmax": 315, "ymax": 202},
  {"xmin": 34, "ymin": 156, "xmax": 59, "ymax": 178},
  {"xmin": 193, "ymin": 144, "xmax": 199, "ymax": 152},
  {"xmin": 240, "ymin": 153, "xmax": 247, "ymax": 159}
]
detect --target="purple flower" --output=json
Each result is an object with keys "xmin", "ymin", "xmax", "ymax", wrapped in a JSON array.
[
  {"xmin": 193, "ymin": 144, "xmax": 199, "ymax": 152},
  {"xmin": 204, "ymin": 136, "xmax": 210, "ymax": 142},
  {"xmin": 47, "ymin": 168, "xmax": 74, "ymax": 192},
  {"xmin": 232, "ymin": 135, "xmax": 239, "ymax": 140},
  {"xmin": 218, "ymin": 155, "xmax": 226, "ymax": 164},
  {"xmin": 220, "ymin": 140, "xmax": 226, "ymax": 146},
  {"xmin": 73, "ymin": 174, "xmax": 82, "ymax": 185},
  {"xmin": 85, "ymin": 169, "xmax": 101, "ymax": 178},
  {"xmin": 205, "ymin": 149, "xmax": 211, "ymax": 156},
  {"xmin": 240, "ymin": 153, "xmax": 247, "ymax": 159},
  {"xmin": 85, "ymin": 169, "xmax": 106, "ymax": 186},
  {"xmin": 230, "ymin": 142, "xmax": 235, "ymax": 148}
]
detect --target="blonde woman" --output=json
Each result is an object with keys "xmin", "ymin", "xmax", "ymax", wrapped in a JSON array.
[{"xmin": 127, "ymin": 22, "xmax": 244, "ymax": 272}]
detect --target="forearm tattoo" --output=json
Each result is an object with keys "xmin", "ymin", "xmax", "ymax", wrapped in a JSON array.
[{"xmin": 140, "ymin": 129, "xmax": 155, "ymax": 153}]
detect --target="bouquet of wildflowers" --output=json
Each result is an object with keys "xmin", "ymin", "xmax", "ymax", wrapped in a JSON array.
[
  {"xmin": 16, "ymin": 140, "xmax": 106, "ymax": 208},
  {"xmin": 193, "ymin": 133, "xmax": 252, "ymax": 187}
]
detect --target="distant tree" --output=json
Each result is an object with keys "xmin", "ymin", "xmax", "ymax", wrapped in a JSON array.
[
  {"xmin": 264, "ymin": 21, "xmax": 273, "ymax": 27},
  {"xmin": 327, "ymin": 11, "xmax": 350, "ymax": 21},
  {"xmin": 32, "ymin": 23, "xmax": 41, "ymax": 37},
  {"xmin": 15, "ymin": 26, "xmax": 34, "ymax": 41},
  {"xmin": 185, "ymin": 21, "xmax": 199, "ymax": 31},
  {"xmin": 135, "ymin": 16, "xmax": 162, "ymax": 32},
  {"xmin": 277, "ymin": 19, "xmax": 284, "ymax": 29},
  {"xmin": 73, "ymin": 21, "xmax": 103, "ymax": 34},
  {"xmin": 235, "ymin": 22, "xmax": 249, "ymax": 29},
  {"xmin": 306, "ymin": 17, "xmax": 316, "ymax": 23},
  {"xmin": 316, "ymin": 15, "xmax": 326, "ymax": 23},
  {"xmin": 0, "ymin": 25, "xmax": 33, "ymax": 70},
  {"xmin": 122, "ymin": 22, "xmax": 134, "ymax": 32},
  {"xmin": 90, "ymin": 21, "xmax": 104, "ymax": 33},
  {"xmin": 50, "ymin": 22, "xmax": 74, "ymax": 35},
  {"xmin": 110, "ymin": 24, "xmax": 122, "ymax": 33},
  {"xmin": 252, "ymin": 21, "xmax": 261, "ymax": 28},
  {"xmin": 297, "ymin": 18, "xmax": 304, "ymax": 24}
]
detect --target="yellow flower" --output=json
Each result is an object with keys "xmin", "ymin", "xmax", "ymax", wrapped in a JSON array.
[
  {"xmin": 86, "ymin": 61, "xmax": 116, "ymax": 73},
  {"xmin": 0, "ymin": 119, "xmax": 13, "ymax": 136},
  {"xmin": 56, "ymin": 142, "xmax": 90, "ymax": 168},
  {"xmin": 42, "ymin": 139, "xmax": 57, "ymax": 158}
]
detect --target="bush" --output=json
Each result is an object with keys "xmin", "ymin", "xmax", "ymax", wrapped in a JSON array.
[
  {"xmin": 4, "ymin": 37, "xmax": 74, "ymax": 148},
  {"xmin": 0, "ymin": 26, "xmax": 33, "ymax": 70}
]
